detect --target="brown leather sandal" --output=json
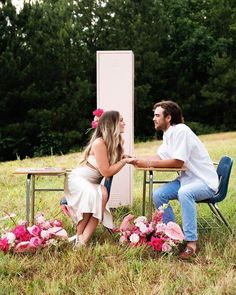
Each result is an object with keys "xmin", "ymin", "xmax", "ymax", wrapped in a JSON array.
[{"xmin": 179, "ymin": 245, "xmax": 197, "ymax": 260}]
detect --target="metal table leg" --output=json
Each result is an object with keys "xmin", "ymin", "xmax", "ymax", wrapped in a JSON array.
[
  {"xmin": 25, "ymin": 174, "xmax": 31, "ymax": 225},
  {"xmin": 142, "ymin": 171, "xmax": 147, "ymax": 216},
  {"xmin": 148, "ymin": 170, "xmax": 153, "ymax": 222},
  {"xmin": 31, "ymin": 175, "xmax": 36, "ymax": 225}
]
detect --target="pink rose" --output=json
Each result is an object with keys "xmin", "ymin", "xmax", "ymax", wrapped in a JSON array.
[
  {"xmin": 15, "ymin": 241, "xmax": 31, "ymax": 253},
  {"xmin": 164, "ymin": 222, "xmax": 184, "ymax": 241},
  {"xmin": 47, "ymin": 227, "xmax": 68, "ymax": 239},
  {"xmin": 27, "ymin": 225, "xmax": 41, "ymax": 237},
  {"xmin": 30, "ymin": 237, "xmax": 42, "ymax": 248},
  {"xmin": 162, "ymin": 242, "xmax": 172, "ymax": 253},
  {"xmin": 0, "ymin": 237, "xmax": 10, "ymax": 252},
  {"xmin": 93, "ymin": 108, "xmax": 104, "ymax": 117},
  {"xmin": 119, "ymin": 214, "xmax": 135, "ymax": 231},
  {"xmin": 91, "ymin": 119, "xmax": 98, "ymax": 128},
  {"xmin": 53, "ymin": 219, "xmax": 62, "ymax": 227}
]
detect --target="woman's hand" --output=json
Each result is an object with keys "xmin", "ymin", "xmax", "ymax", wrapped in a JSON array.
[{"xmin": 123, "ymin": 157, "xmax": 137, "ymax": 165}]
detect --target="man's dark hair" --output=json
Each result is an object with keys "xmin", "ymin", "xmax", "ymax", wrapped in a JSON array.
[{"xmin": 153, "ymin": 100, "xmax": 184, "ymax": 125}]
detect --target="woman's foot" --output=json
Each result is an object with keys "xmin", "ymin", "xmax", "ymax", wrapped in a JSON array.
[{"xmin": 73, "ymin": 235, "xmax": 86, "ymax": 250}]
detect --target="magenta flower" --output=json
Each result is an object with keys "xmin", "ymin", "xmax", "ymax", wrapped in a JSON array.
[
  {"xmin": 0, "ymin": 237, "xmax": 10, "ymax": 253},
  {"xmin": 0, "ymin": 214, "xmax": 68, "ymax": 254},
  {"xmin": 148, "ymin": 237, "xmax": 164, "ymax": 252},
  {"xmin": 12, "ymin": 225, "xmax": 28, "ymax": 239},
  {"xmin": 93, "ymin": 108, "xmax": 104, "ymax": 117}
]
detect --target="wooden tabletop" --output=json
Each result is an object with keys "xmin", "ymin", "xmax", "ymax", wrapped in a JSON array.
[
  {"xmin": 135, "ymin": 166, "xmax": 187, "ymax": 172},
  {"xmin": 14, "ymin": 167, "xmax": 67, "ymax": 176}
]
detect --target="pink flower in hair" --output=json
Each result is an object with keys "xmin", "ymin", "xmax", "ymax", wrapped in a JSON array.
[
  {"xmin": 91, "ymin": 108, "xmax": 104, "ymax": 128},
  {"xmin": 93, "ymin": 108, "xmax": 104, "ymax": 117}
]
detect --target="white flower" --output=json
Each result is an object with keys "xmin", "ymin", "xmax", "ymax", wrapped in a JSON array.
[
  {"xmin": 3, "ymin": 232, "xmax": 16, "ymax": 244},
  {"xmin": 129, "ymin": 233, "xmax": 140, "ymax": 244},
  {"xmin": 134, "ymin": 216, "xmax": 147, "ymax": 224},
  {"xmin": 156, "ymin": 223, "xmax": 167, "ymax": 233},
  {"xmin": 139, "ymin": 223, "xmax": 149, "ymax": 234},
  {"xmin": 41, "ymin": 230, "xmax": 50, "ymax": 239}
]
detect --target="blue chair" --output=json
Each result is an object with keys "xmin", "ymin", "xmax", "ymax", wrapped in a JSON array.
[{"xmin": 197, "ymin": 156, "xmax": 233, "ymax": 233}]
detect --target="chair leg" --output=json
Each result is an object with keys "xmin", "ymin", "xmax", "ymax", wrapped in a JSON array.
[{"xmin": 208, "ymin": 203, "xmax": 233, "ymax": 234}]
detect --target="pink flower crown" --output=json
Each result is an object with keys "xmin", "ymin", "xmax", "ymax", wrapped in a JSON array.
[{"xmin": 91, "ymin": 108, "xmax": 104, "ymax": 128}]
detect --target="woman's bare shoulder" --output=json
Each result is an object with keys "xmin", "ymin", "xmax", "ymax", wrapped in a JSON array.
[{"xmin": 91, "ymin": 138, "xmax": 106, "ymax": 149}]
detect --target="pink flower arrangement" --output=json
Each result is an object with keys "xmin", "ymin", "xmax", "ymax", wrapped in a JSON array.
[
  {"xmin": 91, "ymin": 108, "xmax": 104, "ymax": 128},
  {"xmin": 115, "ymin": 205, "xmax": 184, "ymax": 254},
  {"xmin": 0, "ymin": 213, "xmax": 68, "ymax": 253}
]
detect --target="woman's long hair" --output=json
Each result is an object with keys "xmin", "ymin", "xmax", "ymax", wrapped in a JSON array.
[{"xmin": 81, "ymin": 111, "xmax": 124, "ymax": 165}]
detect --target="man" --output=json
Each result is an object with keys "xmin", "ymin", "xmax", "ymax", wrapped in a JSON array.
[{"xmin": 134, "ymin": 100, "xmax": 218, "ymax": 259}]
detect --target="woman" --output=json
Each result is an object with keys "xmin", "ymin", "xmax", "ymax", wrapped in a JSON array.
[{"xmin": 64, "ymin": 110, "xmax": 135, "ymax": 247}]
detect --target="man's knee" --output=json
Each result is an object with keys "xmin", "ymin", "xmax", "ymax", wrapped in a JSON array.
[
  {"xmin": 153, "ymin": 188, "xmax": 167, "ymax": 207},
  {"xmin": 178, "ymin": 188, "xmax": 194, "ymax": 204}
]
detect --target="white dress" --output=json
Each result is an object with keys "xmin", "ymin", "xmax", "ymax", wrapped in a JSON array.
[{"xmin": 64, "ymin": 155, "xmax": 113, "ymax": 229}]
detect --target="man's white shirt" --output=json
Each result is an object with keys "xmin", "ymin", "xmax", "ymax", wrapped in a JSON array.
[{"xmin": 157, "ymin": 124, "xmax": 219, "ymax": 192}]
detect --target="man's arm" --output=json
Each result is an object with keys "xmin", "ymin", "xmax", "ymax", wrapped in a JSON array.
[{"xmin": 134, "ymin": 156, "xmax": 184, "ymax": 168}]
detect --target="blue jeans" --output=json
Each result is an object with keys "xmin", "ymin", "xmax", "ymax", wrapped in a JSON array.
[{"xmin": 153, "ymin": 179, "xmax": 215, "ymax": 241}]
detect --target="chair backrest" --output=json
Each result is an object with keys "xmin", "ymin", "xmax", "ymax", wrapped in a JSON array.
[
  {"xmin": 104, "ymin": 176, "xmax": 113, "ymax": 199},
  {"xmin": 213, "ymin": 156, "xmax": 233, "ymax": 203}
]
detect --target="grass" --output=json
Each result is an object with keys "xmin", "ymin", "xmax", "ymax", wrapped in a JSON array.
[{"xmin": 0, "ymin": 132, "xmax": 236, "ymax": 295}]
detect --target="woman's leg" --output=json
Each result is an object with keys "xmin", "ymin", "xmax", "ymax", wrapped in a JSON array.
[
  {"xmin": 76, "ymin": 213, "xmax": 91, "ymax": 236},
  {"xmin": 80, "ymin": 216, "xmax": 99, "ymax": 244}
]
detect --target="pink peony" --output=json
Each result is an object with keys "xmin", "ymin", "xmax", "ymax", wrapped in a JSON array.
[
  {"xmin": 164, "ymin": 222, "xmax": 184, "ymax": 241},
  {"xmin": 119, "ymin": 214, "xmax": 135, "ymax": 231},
  {"xmin": 91, "ymin": 119, "xmax": 98, "ymax": 129},
  {"xmin": 0, "ymin": 237, "xmax": 10, "ymax": 252}
]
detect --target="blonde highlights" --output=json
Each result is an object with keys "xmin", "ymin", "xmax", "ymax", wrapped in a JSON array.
[{"xmin": 82, "ymin": 111, "xmax": 124, "ymax": 165}]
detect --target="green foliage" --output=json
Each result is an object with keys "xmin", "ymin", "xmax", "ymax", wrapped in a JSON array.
[{"xmin": 1, "ymin": 0, "xmax": 236, "ymax": 161}]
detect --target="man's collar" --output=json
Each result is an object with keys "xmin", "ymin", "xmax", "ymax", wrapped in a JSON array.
[{"xmin": 164, "ymin": 125, "xmax": 175, "ymax": 137}]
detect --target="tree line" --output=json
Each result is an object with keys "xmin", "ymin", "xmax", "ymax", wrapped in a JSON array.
[{"xmin": 1, "ymin": 0, "xmax": 236, "ymax": 161}]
